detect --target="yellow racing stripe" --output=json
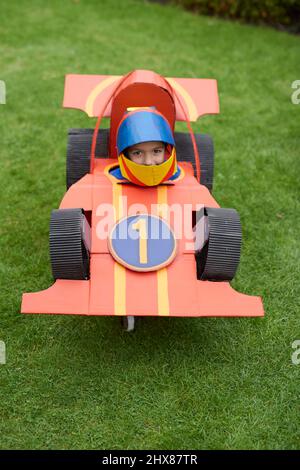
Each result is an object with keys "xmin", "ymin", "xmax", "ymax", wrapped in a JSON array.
[
  {"xmin": 85, "ymin": 76, "xmax": 120, "ymax": 117},
  {"xmin": 157, "ymin": 186, "xmax": 170, "ymax": 316},
  {"xmin": 166, "ymin": 77, "xmax": 198, "ymax": 121},
  {"xmin": 113, "ymin": 183, "xmax": 126, "ymax": 316}
]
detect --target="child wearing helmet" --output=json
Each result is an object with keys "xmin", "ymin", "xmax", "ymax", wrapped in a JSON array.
[{"xmin": 110, "ymin": 108, "xmax": 181, "ymax": 186}]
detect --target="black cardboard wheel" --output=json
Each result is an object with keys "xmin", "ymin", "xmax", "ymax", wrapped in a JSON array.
[
  {"xmin": 196, "ymin": 207, "xmax": 242, "ymax": 281},
  {"xmin": 50, "ymin": 208, "xmax": 90, "ymax": 280},
  {"xmin": 174, "ymin": 132, "xmax": 214, "ymax": 192},
  {"xmin": 66, "ymin": 128, "xmax": 109, "ymax": 189}
]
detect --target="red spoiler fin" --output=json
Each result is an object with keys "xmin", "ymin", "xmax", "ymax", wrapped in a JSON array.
[{"xmin": 63, "ymin": 72, "xmax": 219, "ymax": 121}]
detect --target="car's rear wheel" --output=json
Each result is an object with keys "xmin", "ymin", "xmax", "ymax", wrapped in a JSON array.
[
  {"xmin": 196, "ymin": 207, "xmax": 242, "ymax": 281},
  {"xmin": 66, "ymin": 128, "xmax": 109, "ymax": 189},
  {"xmin": 50, "ymin": 208, "xmax": 90, "ymax": 280},
  {"xmin": 175, "ymin": 132, "xmax": 214, "ymax": 192}
]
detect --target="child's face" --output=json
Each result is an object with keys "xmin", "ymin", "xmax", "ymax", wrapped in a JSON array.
[{"xmin": 126, "ymin": 141, "xmax": 165, "ymax": 165}]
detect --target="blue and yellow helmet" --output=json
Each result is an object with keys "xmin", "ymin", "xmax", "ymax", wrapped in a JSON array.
[{"xmin": 116, "ymin": 108, "xmax": 177, "ymax": 186}]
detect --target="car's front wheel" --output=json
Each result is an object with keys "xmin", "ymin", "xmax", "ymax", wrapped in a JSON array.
[
  {"xmin": 195, "ymin": 207, "xmax": 242, "ymax": 281},
  {"xmin": 49, "ymin": 208, "xmax": 90, "ymax": 280}
]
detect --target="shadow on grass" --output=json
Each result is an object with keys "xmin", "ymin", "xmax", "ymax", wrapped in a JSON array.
[{"xmin": 32, "ymin": 312, "xmax": 262, "ymax": 373}]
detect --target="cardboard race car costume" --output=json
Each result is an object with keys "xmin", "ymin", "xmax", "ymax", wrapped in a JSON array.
[{"xmin": 21, "ymin": 69, "xmax": 264, "ymax": 330}]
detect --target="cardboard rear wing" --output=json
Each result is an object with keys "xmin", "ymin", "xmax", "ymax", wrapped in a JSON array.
[{"xmin": 63, "ymin": 73, "xmax": 219, "ymax": 122}]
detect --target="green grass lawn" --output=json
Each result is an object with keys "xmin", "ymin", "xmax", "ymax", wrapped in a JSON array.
[{"xmin": 0, "ymin": 0, "xmax": 299, "ymax": 450}]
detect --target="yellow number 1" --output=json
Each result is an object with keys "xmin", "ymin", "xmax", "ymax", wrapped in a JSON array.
[{"xmin": 132, "ymin": 218, "xmax": 148, "ymax": 264}]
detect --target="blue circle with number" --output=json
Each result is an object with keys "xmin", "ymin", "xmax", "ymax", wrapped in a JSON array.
[{"xmin": 108, "ymin": 214, "xmax": 177, "ymax": 271}]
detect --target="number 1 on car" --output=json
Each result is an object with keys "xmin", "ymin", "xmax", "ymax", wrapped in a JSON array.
[{"xmin": 132, "ymin": 218, "xmax": 148, "ymax": 264}]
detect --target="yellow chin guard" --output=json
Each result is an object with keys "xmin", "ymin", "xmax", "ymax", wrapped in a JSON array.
[{"xmin": 118, "ymin": 147, "xmax": 177, "ymax": 187}]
